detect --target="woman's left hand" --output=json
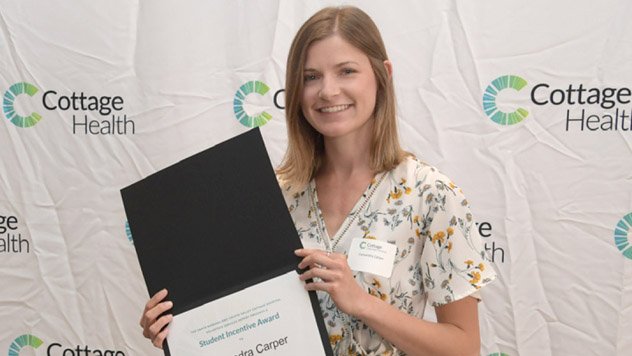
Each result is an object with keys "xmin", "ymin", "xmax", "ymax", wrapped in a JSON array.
[{"xmin": 295, "ymin": 248, "xmax": 370, "ymax": 317}]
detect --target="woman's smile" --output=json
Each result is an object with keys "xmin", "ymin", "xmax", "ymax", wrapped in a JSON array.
[{"xmin": 318, "ymin": 104, "xmax": 353, "ymax": 113}]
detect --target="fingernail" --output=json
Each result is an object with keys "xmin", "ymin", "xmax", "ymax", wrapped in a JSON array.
[
  {"xmin": 167, "ymin": 301, "xmax": 173, "ymax": 307},
  {"xmin": 294, "ymin": 249, "xmax": 302, "ymax": 254}
]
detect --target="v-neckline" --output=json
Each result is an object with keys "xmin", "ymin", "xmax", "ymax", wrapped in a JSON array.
[{"xmin": 308, "ymin": 171, "xmax": 387, "ymax": 251}]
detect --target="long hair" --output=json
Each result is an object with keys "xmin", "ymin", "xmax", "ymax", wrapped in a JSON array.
[{"xmin": 277, "ymin": 6, "xmax": 409, "ymax": 189}]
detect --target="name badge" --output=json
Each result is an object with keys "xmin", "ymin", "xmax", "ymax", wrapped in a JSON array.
[{"xmin": 347, "ymin": 238, "xmax": 396, "ymax": 278}]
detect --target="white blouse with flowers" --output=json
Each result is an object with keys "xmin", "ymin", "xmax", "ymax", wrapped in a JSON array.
[{"xmin": 280, "ymin": 156, "xmax": 496, "ymax": 356}]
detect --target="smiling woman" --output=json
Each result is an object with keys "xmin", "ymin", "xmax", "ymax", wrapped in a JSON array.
[
  {"xmin": 140, "ymin": 6, "xmax": 495, "ymax": 356},
  {"xmin": 275, "ymin": 6, "xmax": 496, "ymax": 356}
]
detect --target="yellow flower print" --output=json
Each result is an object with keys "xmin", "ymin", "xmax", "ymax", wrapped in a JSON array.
[
  {"xmin": 447, "ymin": 227, "xmax": 454, "ymax": 236},
  {"xmin": 405, "ymin": 187, "xmax": 412, "ymax": 195},
  {"xmin": 469, "ymin": 271, "xmax": 481, "ymax": 284},
  {"xmin": 432, "ymin": 231, "xmax": 445, "ymax": 244},
  {"xmin": 390, "ymin": 189, "xmax": 403, "ymax": 200},
  {"xmin": 449, "ymin": 182, "xmax": 456, "ymax": 189},
  {"xmin": 365, "ymin": 235, "xmax": 377, "ymax": 240},
  {"xmin": 380, "ymin": 293, "xmax": 388, "ymax": 301},
  {"xmin": 465, "ymin": 259, "xmax": 474, "ymax": 267},
  {"xmin": 415, "ymin": 228, "xmax": 421, "ymax": 238},
  {"xmin": 372, "ymin": 278, "xmax": 382, "ymax": 289},
  {"xmin": 478, "ymin": 263, "xmax": 485, "ymax": 271},
  {"xmin": 413, "ymin": 215, "xmax": 420, "ymax": 224},
  {"xmin": 447, "ymin": 241, "xmax": 453, "ymax": 252},
  {"xmin": 329, "ymin": 334, "xmax": 343, "ymax": 344}
]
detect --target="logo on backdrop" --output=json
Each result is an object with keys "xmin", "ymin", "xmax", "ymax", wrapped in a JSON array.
[
  {"xmin": 8, "ymin": 333, "xmax": 125, "ymax": 355},
  {"xmin": 125, "ymin": 221, "xmax": 133, "ymax": 244},
  {"xmin": 483, "ymin": 75, "xmax": 529, "ymax": 125},
  {"xmin": 3, "ymin": 83, "xmax": 43, "ymax": 128},
  {"xmin": 8, "ymin": 334, "xmax": 43, "ymax": 356},
  {"xmin": 1, "ymin": 214, "xmax": 30, "ymax": 254},
  {"xmin": 476, "ymin": 221, "xmax": 505, "ymax": 264},
  {"xmin": 1, "ymin": 81, "xmax": 134, "ymax": 135},
  {"xmin": 614, "ymin": 213, "xmax": 632, "ymax": 260},
  {"xmin": 483, "ymin": 75, "xmax": 632, "ymax": 131},
  {"xmin": 232, "ymin": 81, "xmax": 285, "ymax": 128}
]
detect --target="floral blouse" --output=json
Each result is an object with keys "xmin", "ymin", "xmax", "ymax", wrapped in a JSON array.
[{"xmin": 280, "ymin": 156, "xmax": 496, "ymax": 356}]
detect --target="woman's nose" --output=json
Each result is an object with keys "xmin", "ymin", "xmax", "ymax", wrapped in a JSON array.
[{"xmin": 318, "ymin": 76, "xmax": 340, "ymax": 100}]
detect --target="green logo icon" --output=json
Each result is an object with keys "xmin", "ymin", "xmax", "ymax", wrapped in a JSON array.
[
  {"xmin": 614, "ymin": 213, "xmax": 632, "ymax": 260},
  {"xmin": 3, "ymin": 82, "xmax": 42, "ymax": 127},
  {"xmin": 125, "ymin": 221, "xmax": 133, "ymax": 243},
  {"xmin": 8, "ymin": 334, "xmax": 43, "ymax": 356},
  {"xmin": 483, "ymin": 75, "xmax": 528, "ymax": 125},
  {"xmin": 233, "ymin": 81, "xmax": 272, "ymax": 128}
]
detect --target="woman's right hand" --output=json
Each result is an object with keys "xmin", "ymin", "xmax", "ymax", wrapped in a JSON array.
[{"xmin": 139, "ymin": 288, "xmax": 174, "ymax": 349}]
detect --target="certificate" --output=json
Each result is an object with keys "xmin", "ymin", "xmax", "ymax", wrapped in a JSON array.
[
  {"xmin": 121, "ymin": 129, "xmax": 332, "ymax": 356},
  {"xmin": 168, "ymin": 271, "xmax": 326, "ymax": 355}
]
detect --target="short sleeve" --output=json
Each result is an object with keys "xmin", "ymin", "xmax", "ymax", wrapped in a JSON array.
[{"xmin": 418, "ymin": 175, "xmax": 496, "ymax": 307}]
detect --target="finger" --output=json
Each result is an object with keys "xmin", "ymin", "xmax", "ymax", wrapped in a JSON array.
[
  {"xmin": 152, "ymin": 326, "xmax": 170, "ymax": 349},
  {"xmin": 294, "ymin": 248, "xmax": 321, "ymax": 257},
  {"xmin": 298, "ymin": 252, "xmax": 333, "ymax": 269},
  {"xmin": 140, "ymin": 289, "xmax": 168, "ymax": 326},
  {"xmin": 149, "ymin": 314, "xmax": 173, "ymax": 340},
  {"xmin": 304, "ymin": 281, "xmax": 332, "ymax": 293},
  {"xmin": 142, "ymin": 300, "xmax": 173, "ymax": 330},
  {"xmin": 145, "ymin": 289, "xmax": 168, "ymax": 312},
  {"xmin": 299, "ymin": 267, "xmax": 338, "ymax": 282}
]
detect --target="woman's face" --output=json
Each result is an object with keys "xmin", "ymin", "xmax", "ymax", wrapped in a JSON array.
[{"xmin": 301, "ymin": 34, "xmax": 378, "ymax": 141}]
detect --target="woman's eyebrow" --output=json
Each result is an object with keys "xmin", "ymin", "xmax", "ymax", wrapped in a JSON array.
[
  {"xmin": 304, "ymin": 61, "xmax": 360, "ymax": 71},
  {"xmin": 334, "ymin": 61, "xmax": 359, "ymax": 67}
]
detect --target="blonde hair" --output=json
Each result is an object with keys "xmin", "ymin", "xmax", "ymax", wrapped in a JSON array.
[{"xmin": 276, "ymin": 6, "xmax": 409, "ymax": 189}]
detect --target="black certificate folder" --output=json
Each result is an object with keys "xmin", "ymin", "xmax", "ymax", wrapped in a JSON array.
[{"xmin": 121, "ymin": 129, "xmax": 332, "ymax": 356}]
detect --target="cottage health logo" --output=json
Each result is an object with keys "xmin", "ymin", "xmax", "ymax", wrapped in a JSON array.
[
  {"xmin": 8, "ymin": 334, "xmax": 43, "ymax": 356},
  {"xmin": 232, "ymin": 80, "xmax": 285, "ymax": 128},
  {"xmin": 614, "ymin": 213, "xmax": 632, "ymax": 260},
  {"xmin": 125, "ymin": 221, "xmax": 133, "ymax": 244},
  {"xmin": 359, "ymin": 241, "xmax": 383, "ymax": 251},
  {"xmin": 483, "ymin": 74, "xmax": 632, "ymax": 131},
  {"xmin": 7, "ymin": 333, "xmax": 125, "ymax": 356},
  {"xmin": 2, "ymin": 81, "xmax": 134, "ymax": 135},
  {"xmin": 482, "ymin": 75, "xmax": 529, "ymax": 125},
  {"xmin": 3, "ymin": 83, "xmax": 42, "ymax": 128}
]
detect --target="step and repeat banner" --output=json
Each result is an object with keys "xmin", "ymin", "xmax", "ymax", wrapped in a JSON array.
[{"xmin": 1, "ymin": 0, "xmax": 630, "ymax": 355}]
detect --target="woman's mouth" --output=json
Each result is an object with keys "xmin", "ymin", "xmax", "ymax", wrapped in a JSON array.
[{"xmin": 318, "ymin": 104, "xmax": 352, "ymax": 113}]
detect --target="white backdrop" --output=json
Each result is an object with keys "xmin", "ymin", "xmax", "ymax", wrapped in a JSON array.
[{"xmin": 1, "ymin": 1, "xmax": 631, "ymax": 355}]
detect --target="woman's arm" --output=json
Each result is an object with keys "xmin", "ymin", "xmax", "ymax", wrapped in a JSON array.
[
  {"xmin": 296, "ymin": 248, "xmax": 481, "ymax": 356},
  {"xmin": 357, "ymin": 292, "xmax": 480, "ymax": 356}
]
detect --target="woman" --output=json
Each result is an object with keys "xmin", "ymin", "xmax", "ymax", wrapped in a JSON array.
[{"xmin": 141, "ymin": 6, "xmax": 495, "ymax": 355}]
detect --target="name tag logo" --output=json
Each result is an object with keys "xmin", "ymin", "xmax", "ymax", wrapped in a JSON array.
[{"xmin": 348, "ymin": 238, "xmax": 396, "ymax": 278}]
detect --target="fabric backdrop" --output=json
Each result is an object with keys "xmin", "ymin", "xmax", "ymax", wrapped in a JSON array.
[{"xmin": 1, "ymin": 1, "xmax": 630, "ymax": 355}]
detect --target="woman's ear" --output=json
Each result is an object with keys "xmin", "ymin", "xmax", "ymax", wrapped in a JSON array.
[{"xmin": 383, "ymin": 60, "xmax": 393, "ymax": 79}]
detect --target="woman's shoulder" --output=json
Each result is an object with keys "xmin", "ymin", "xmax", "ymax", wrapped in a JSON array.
[{"xmin": 389, "ymin": 155, "xmax": 459, "ymax": 190}]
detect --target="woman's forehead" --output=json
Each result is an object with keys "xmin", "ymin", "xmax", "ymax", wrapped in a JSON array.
[{"xmin": 304, "ymin": 35, "xmax": 370, "ymax": 69}]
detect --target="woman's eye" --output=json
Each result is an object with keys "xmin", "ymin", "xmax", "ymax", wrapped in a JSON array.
[
  {"xmin": 304, "ymin": 74, "xmax": 318, "ymax": 82},
  {"xmin": 342, "ymin": 68, "xmax": 356, "ymax": 75}
]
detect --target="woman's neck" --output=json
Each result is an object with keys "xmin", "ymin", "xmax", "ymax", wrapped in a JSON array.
[{"xmin": 320, "ymin": 135, "xmax": 373, "ymax": 179}]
